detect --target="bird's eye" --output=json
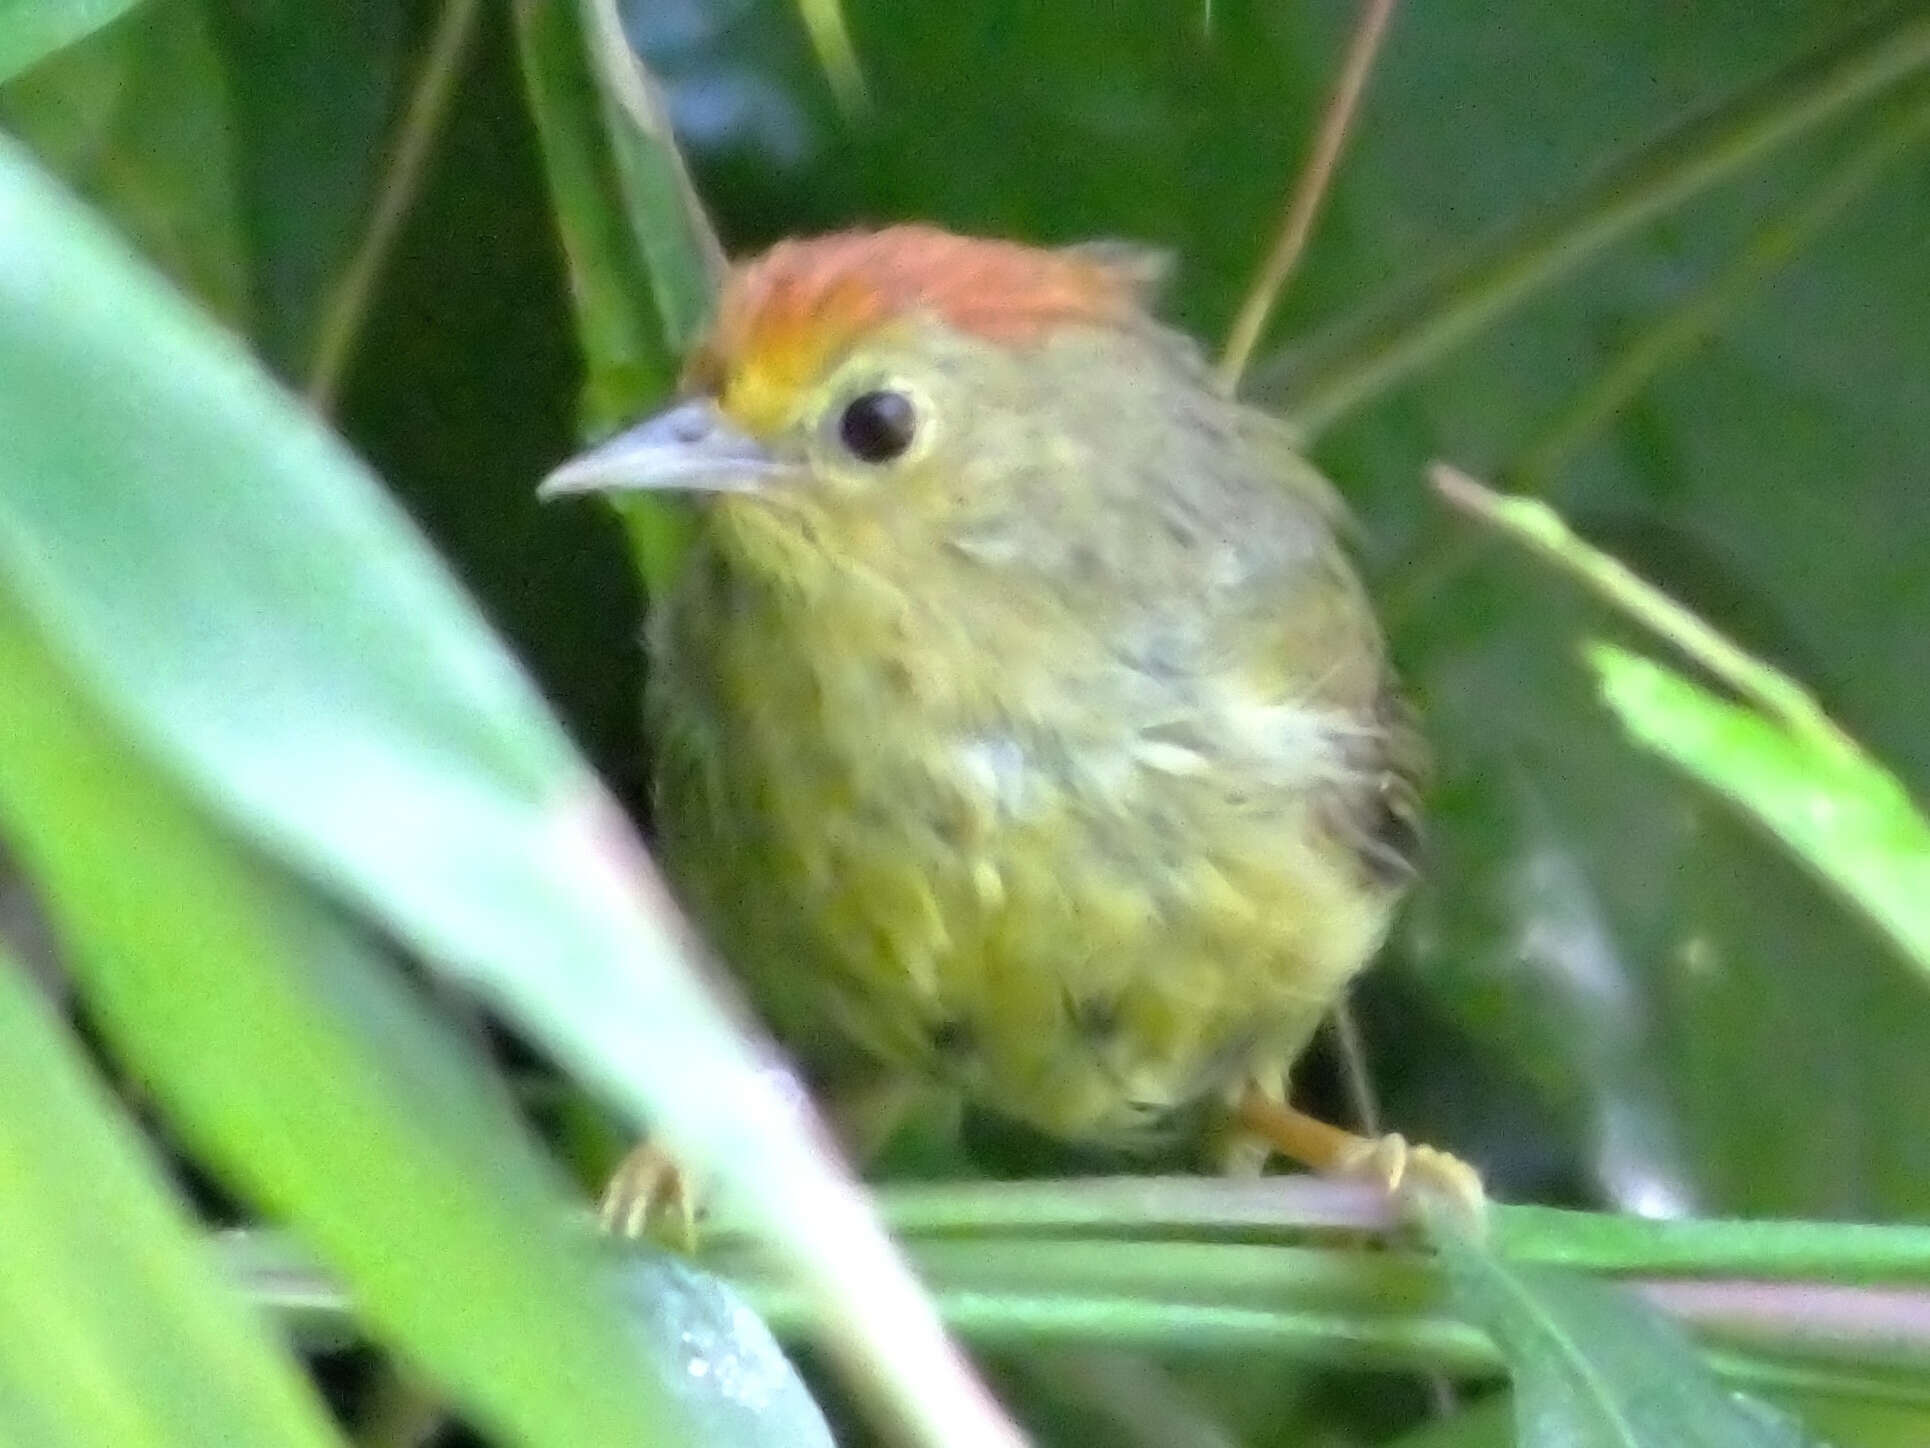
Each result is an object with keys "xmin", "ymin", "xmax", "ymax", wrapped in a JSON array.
[{"xmin": 837, "ymin": 389, "xmax": 917, "ymax": 464}]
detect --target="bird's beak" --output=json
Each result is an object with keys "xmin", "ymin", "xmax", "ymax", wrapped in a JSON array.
[{"xmin": 537, "ymin": 398, "xmax": 782, "ymax": 500}]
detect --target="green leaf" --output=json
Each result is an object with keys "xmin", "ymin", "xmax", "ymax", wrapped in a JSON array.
[
  {"xmin": 0, "ymin": 0, "xmax": 248, "ymax": 322},
  {"xmin": 0, "ymin": 598, "xmax": 698, "ymax": 1447},
  {"xmin": 512, "ymin": 0, "xmax": 720, "ymax": 589},
  {"xmin": 2, "ymin": 0, "xmax": 414, "ymax": 376},
  {"xmin": 0, "ymin": 0, "xmax": 142, "ymax": 82},
  {"xmin": 578, "ymin": 0, "xmax": 722, "ymax": 354},
  {"xmin": 1590, "ymin": 643, "xmax": 1930, "ymax": 973},
  {"xmin": 1411, "ymin": 458, "xmax": 1930, "ymax": 1217},
  {"xmin": 0, "ymin": 940, "xmax": 345, "ymax": 1448},
  {"xmin": 1432, "ymin": 1224, "xmax": 1816, "ymax": 1447},
  {"xmin": 513, "ymin": 0, "xmax": 681, "ymax": 424},
  {"xmin": 0, "ymin": 128, "xmax": 1007, "ymax": 1448}
]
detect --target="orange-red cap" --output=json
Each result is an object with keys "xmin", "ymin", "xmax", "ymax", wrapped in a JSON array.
[{"xmin": 691, "ymin": 226, "xmax": 1146, "ymax": 433}]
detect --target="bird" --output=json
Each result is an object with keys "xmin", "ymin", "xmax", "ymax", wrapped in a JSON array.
[{"xmin": 540, "ymin": 224, "xmax": 1480, "ymax": 1228}]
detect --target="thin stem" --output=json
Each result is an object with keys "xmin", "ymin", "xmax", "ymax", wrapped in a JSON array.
[
  {"xmin": 305, "ymin": 0, "xmax": 481, "ymax": 412},
  {"xmin": 1493, "ymin": 1203, "xmax": 1930, "ymax": 1285},
  {"xmin": 792, "ymin": 0, "xmax": 870, "ymax": 116},
  {"xmin": 1642, "ymin": 1278, "xmax": 1930, "ymax": 1362},
  {"xmin": 1264, "ymin": 3, "xmax": 1930, "ymax": 437},
  {"xmin": 1512, "ymin": 79, "xmax": 1930, "ymax": 488},
  {"xmin": 1429, "ymin": 464, "xmax": 1861, "ymax": 759},
  {"xmin": 840, "ymin": 1173, "xmax": 1400, "ymax": 1237},
  {"xmin": 1328, "ymin": 1000, "xmax": 1384, "ymax": 1136},
  {"xmin": 1217, "ymin": 0, "xmax": 1399, "ymax": 392},
  {"xmin": 225, "ymin": 1223, "xmax": 1930, "ymax": 1400}
]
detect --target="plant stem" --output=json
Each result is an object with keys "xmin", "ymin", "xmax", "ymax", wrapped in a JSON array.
[
  {"xmin": 1430, "ymin": 464, "xmax": 1859, "ymax": 759},
  {"xmin": 306, "ymin": 0, "xmax": 480, "ymax": 412},
  {"xmin": 224, "ymin": 1218, "xmax": 1930, "ymax": 1403},
  {"xmin": 1264, "ymin": 3, "xmax": 1930, "ymax": 437},
  {"xmin": 1217, "ymin": 0, "xmax": 1399, "ymax": 392},
  {"xmin": 1511, "ymin": 78, "xmax": 1930, "ymax": 488},
  {"xmin": 792, "ymin": 0, "xmax": 870, "ymax": 116}
]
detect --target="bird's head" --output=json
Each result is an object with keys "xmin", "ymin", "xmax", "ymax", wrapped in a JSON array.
[{"xmin": 539, "ymin": 226, "xmax": 1222, "ymax": 563}]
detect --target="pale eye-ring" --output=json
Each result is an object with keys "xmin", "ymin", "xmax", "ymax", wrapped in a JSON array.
[{"xmin": 837, "ymin": 388, "xmax": 917, "ymax": 463}]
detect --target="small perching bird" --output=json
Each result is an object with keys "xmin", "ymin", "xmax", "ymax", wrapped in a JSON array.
[{"xmin": 542, "ymin": 225, "xmax": 1481, "ymax": 1223}]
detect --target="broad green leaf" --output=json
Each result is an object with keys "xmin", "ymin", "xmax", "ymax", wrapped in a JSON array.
[
  {"xmin": 1432, "ymin": 1225, "xmax": 1815, "ymax": 1447},
  {"xmin": 1590, "ymin": 643, "xmax": 1930, "ymax": 973},
  {"xmin": 0, "ymin": 599, "xmax": 697, "ymax": 1447},
  {"xmin": 0, "ymin": 940, "xmax": 344, "ymax": 1448},
  {"xmin": 0, "ymin": 0, "xmax": 141, "ymax": 82},
  {"xmin": 0, "ymin": 131, "xmax": 1006, "ymax": 1448}
]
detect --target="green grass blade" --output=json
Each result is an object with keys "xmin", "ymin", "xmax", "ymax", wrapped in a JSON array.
[
  {"xmin": 512, "ymin": 0, "xmax": 719, "ymax": 589},
  {"xmin": 790, "ymin": 0, "xmax": 869, "ymax": 115},
  {"xmin": 1433, "ymin": 466, "xmax": 1930, "ymax": 976},
  {"xmin": 1589, "ymin": 644, "xmax": 1930, "ymax": 972},
  {"xmin": 0, "ymin": 600, "xmax": 698, "ymax": 1447},
  {"xmin": 512, "ymin": 0, "xmax": 699, "ymax": 425},
  {"xmin": 0, "ymin": 940, "xmax": 346, "ymax": 1448},
  {"xmin": 1495, "ymin": 1204, "xmax": 1930, "ymax": 1286},
  {"xmin": 0, "ymin": 135, "xmax": 1011, "ymax": 1448},
  {"xmin": 576, "ymin": 0, "xmax": 723, "ymax": 351}
]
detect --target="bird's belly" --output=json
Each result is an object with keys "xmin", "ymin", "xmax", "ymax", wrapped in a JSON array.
[
  {"xmin": 648, "ymin": 555, "xmax": 1394, "ymax": 1144},
  {"xmin": 656, "ymin": 713, "xmax": 1389, "ymax": 1143}
]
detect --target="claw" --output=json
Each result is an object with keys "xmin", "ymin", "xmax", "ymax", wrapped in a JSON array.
[
  {"xmin": 1332, "ymin": 1130, "xmax": 1488, "ymax": 1234},
  {"xmin": 598, "ymin": 1141, "xmax": 701, "ymax": 1252},
  {"xmin": 1232, "ymin": 1084, "xmax": 1489, "ymax": 1236}
]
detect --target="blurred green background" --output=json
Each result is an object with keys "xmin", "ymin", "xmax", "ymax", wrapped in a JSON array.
[
  {"xmin": 5, "ymin": 1, "xmax": 1930, "ymax": 1445},
  {"xmin": 374, "ymin": 0, "xmax": 1927, "ymax": 1221}
]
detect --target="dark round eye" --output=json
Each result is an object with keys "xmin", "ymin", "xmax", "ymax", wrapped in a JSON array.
[{"xmin": 837, "ymin": 389, "xmax": 917, "ymax": 463}]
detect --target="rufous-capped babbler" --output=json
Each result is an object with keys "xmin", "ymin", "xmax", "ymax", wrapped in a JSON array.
[{"xmin": 541, "ymin": 225, "xmax": 1481, "ymax": 1228}]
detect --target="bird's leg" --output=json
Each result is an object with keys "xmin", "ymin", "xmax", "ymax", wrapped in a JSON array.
[{"xmin": 1230, "ymin": 1081, "xmax": 1487, "ymax": 1228}]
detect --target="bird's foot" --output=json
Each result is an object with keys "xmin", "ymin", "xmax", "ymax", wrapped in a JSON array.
[
  {"xmin": 1329, "ymin": 1129, "xmax": 1487, "ymax": 1233},
  {"xmin": 598, "ymin": 1139, "xmax": 702, "ymax": 1251},
  {"xmin": 1232, "ymin": 1085, "xmax": 1488, "ymax": 1236}
]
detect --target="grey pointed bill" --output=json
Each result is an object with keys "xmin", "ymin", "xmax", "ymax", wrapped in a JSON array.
[{"xmin": 538, "ymin": 398, "xmax": 782, "ymax": 499}]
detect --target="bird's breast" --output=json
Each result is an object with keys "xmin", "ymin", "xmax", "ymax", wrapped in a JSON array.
[{"xmin": 647, "ymin": 528, "xmax": 1396, "ymax": 1143}]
